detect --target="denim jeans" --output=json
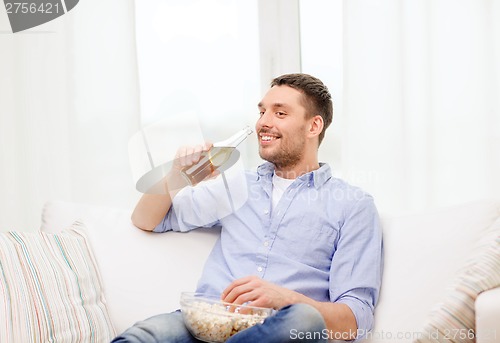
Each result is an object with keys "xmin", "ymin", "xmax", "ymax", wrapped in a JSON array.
[{"xmin": 111, "ymin": 303, "xmax": 327, "ymax": 343}]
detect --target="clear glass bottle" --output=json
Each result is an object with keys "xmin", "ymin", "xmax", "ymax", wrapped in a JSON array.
[{"xmin": 180, "ymin": 126, "xmax": 253, "ymax": 185}]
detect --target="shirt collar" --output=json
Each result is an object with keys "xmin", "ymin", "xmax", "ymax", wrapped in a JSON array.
[
  {"xmin": 256, "ymin": 162, "xmax": 332, "ymax": 188},
  {"xmin": 256, "ymin": 162, "xmax": 275, "ymax": 179}
]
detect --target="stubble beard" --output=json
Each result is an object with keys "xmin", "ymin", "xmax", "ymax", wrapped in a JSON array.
[{"xmin": 259, "ymin": 135, "xmax": 306, "ymax": 170}]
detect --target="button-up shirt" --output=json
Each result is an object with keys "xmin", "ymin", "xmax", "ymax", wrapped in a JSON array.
[{"xmin": 154, "ymin": 162, "xmax": 383, "ymax": 338}]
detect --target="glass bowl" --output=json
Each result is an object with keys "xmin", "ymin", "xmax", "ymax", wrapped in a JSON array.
[{"xmin": 180, "ymin": 292, "xmax": 275, "ymax": 343}]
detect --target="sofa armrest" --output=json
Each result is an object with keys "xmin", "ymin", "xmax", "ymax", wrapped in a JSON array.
[{"xmin": 476, "ymin": 287, "xmax": 500, "ymax": 343}]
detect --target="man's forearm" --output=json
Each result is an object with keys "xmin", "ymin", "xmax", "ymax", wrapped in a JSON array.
[
  {"xmin": 289, "ymin": 293, "xmax": 357, "ymax": 340},
  {"xmin": 131, "ymin": 143, "xmax": 213, "ymax": 232},
  {"xmin": 131, "ymin": 171, "xmax": 189, "ymax": 231},
  {"xmin": 131, "ymin": 193, "xmax": 172, "ymax": 231}
]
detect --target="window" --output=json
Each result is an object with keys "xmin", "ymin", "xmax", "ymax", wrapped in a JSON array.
[
  {"xmin": 133, "ymin": 0, "xmax": 342, "ymax": 171},
  {"xmin": 135, "ymin": 0, "xmax": 260, "ymax": 141}
]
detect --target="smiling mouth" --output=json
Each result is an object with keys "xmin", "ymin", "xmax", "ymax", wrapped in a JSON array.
[
  {"xmin": 261, "ymin": 135, "xmax": 277, "ymax": 142},
  {"xmin": 259, "ymin": 133, "xmax": 280, "ymax": 144}
]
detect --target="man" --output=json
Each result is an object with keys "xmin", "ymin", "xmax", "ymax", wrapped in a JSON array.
[{"xmin": 113, "ymin": 73, "xmax": 383, "ymax": 342}]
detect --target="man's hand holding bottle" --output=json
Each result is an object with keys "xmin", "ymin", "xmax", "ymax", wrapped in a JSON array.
[
  {"xmin": 165, "ymin": 126, "xmax": 253, "ymax": 193},
  {"xmin": 165, "ymin": 142, "xmax": 215, "ymax": 193}
]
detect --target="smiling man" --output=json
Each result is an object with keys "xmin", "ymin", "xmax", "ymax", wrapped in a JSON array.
[{"xmin": 113, "ymin": 74, "xmax": 383, "ymax": 343}]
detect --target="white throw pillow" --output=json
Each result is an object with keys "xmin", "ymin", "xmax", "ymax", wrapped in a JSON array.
[{"xmin": 0, "ymin": 222, "xmax": 115, "ymax": 342}]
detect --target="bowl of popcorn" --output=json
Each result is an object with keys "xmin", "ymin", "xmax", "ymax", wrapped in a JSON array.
[{"xmin": 180, "ymin": 292, "xmax": 275, "ymax": 343}]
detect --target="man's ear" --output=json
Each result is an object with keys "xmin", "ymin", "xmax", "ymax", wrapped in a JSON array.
[{"xmin": 308, "ymin": 115, "xmax": 324, "ymax": 140}]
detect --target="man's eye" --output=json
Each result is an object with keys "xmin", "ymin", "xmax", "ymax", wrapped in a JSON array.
[
  {"xmin": 259, "ymin": 111, "xmax": 265, "ymax": 117},
  {"xmin": 276, "ymin": 112, "xmax": 286, "ymax": 116}
]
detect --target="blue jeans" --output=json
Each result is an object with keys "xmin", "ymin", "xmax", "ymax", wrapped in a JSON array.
[{"xmin": 112, "ymin": 303, "xmax": 327, "ymax": 343}]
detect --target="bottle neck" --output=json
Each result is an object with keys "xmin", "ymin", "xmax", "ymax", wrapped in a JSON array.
[{"xmin": 213, "ymin": 126, "xmax": 253, "ymax": 148}]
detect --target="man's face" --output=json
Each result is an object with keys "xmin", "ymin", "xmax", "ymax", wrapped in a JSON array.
[{"xmin": 256, "ymin": 85, "xmax": 310, "ymax": 169}]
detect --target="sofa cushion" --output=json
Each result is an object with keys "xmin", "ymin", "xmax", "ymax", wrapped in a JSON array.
[
  {"xmin": 40, "ymin": 200, "xmax": 220, "ymax": 334},
  {"xmin": 0, "ymin": 223, "xmax": 115, "ymax": 342},
  {"xmin": 414, "ymin": 216, "xmax": 500, "ymax": 343},
  {"xmin": 41, "ymin": 199, "xmax": 500, "ymax": 340},
  {"xmin": 367, "ymin": 200, "xmax": 500, "ymax": 343}
]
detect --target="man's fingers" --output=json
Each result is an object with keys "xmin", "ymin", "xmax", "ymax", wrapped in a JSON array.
[
  {"xmin": 223, "ymin": 284, "xmax": 255, "ymax": 305},
  {"xmin": 222, "ymin": 276, "xmax": 260, "ymax": 304},
  {"xmin": 203, "ymin": 141, "xmax": 213, "ymax": 151},
  {"xmin": 182, "ymin": 147, "xmax": 196, "ymax": 167},
  {"xmin": 191, "ymin": 145, "xmax": 204, "ymax": 164},
  {"xmin": 174, "ymin": 142, "xmax": 213, "ymax": 170},
  {"xmin": 221, "ymin": 276, "xmax": 258, "ymax": 300},
  {"xmin": 174, "ymin": 146, "xmax": 187, "ymax": 169}
]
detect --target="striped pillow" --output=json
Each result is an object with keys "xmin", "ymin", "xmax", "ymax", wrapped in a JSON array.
[
  {"xmin": 0, "ymin": 222, "xmax": 115, "ymax": 342},
  {"xmin": 414, "ymin": 216, "xmax": 500, "ymax": 343}
]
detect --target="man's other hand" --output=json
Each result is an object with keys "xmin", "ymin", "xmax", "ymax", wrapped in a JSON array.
[{"xmin": 221, "ymin": 275, "xmax": 299, "ymax": 310}]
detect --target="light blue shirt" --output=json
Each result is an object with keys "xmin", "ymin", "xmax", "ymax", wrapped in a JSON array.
[{"xmin": 154, "ymin": 162, "xmax": 383, "ymax": 337}]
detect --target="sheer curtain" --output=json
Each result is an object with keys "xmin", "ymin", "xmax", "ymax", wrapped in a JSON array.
[
  {"xmin": 0, "ymin": 0, "xmax": 140, "ymax": 231},
  {"xmin": 342, "ymin": 0, "xmax": 500, "ymax": 214}
]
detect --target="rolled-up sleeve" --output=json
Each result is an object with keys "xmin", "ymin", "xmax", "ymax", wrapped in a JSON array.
[
  {"xmin": 153, "ymin": 185, "xmax": 221, "ymax": 233},
  {"xmin": 329, "ymin": 195, "xmax": 384, "ymax": 341},
  {"xmin": 153, "ymin": 170, "xmax": 248, "ymax": 233}
]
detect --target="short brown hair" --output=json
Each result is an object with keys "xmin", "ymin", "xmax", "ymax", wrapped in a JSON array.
[{"xmin": 271, "ymin": 73, "xmax": 333, "ymax": 146}]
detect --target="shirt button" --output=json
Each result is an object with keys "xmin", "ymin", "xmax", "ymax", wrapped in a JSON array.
[
  {"xmin": 263, "ymin": 210, "xmax": 269, "ymax": 215},
  {"xmin": 257, "ymin": 266, "xmax": 263, "ymax": 272},
  {"xmin": 263, "ymin": 241, "xmax": 269, "ymax": 247}
]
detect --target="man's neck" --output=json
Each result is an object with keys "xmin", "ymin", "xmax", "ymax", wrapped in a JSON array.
[{"xmin": 274, "ymin": 160, "xmax": 320, "ymax": 180}]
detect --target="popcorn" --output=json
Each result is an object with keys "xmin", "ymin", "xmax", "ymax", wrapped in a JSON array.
[{"xmin": 182, "ymin": 301, "xmax": 270, "ymax": 342}]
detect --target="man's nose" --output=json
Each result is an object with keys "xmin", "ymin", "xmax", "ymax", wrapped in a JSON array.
[{"xmin": 257, "ymin": 111, "xmax": 273, "ymax": 128}]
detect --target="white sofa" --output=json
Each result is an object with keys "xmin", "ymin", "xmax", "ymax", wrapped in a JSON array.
[{"xmin": 39, "ymin": 199, "xmax": 500, "ymax": 342}]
